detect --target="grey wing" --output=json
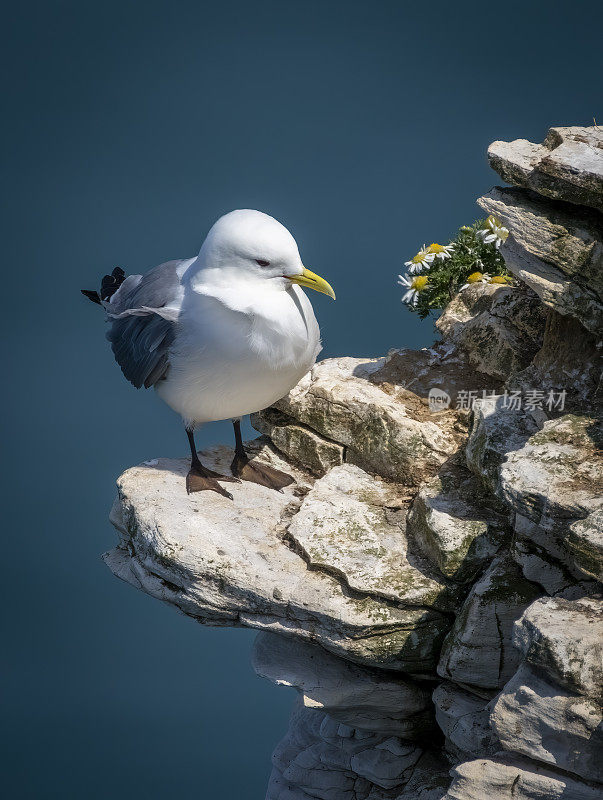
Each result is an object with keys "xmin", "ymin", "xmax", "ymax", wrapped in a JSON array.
[{"xmin": 105, "ymin": 259, "xmax": 188, "ymax": 389}]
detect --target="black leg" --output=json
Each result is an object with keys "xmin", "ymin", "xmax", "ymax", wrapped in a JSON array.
[
  {"xmin": 187, "ymin": 428, "xmax": 203, "ymax": 471},
  {"xmin": 184, "ymin": 425, "xmax": 239, "ymax": 498},
  {"xmin": 233, "ymin": 419, "xmax": 246, "ymax": 458},
  {"xmin": 230, "ymin": 419, "xmax": 295, "ymax": 491}
]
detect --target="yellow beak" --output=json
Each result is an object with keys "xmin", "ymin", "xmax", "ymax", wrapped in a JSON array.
[{"xmin": 288, "ymin": 267, "xmax": 336, "ymax": 300}]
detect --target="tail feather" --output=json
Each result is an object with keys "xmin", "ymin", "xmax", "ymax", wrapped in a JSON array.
[
  {"xmin": 81, "ymin": 288, "xmax": 101, "ymax": 304},
  {"xmin": 81, "ymin": 266, "xmax": 126, "ymax": 305}
]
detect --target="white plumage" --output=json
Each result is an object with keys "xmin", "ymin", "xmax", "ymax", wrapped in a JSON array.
[
  {"xmin": 85, "ymin": 209, "xmax": 334, "ymax": 496},
  {"xmin": 157, "ymin": 210, "xmax": 322, "ymax": 426}
]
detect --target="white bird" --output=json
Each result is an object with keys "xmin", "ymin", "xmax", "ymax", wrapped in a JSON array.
[{"xmin": 82, "ymin": 210, "xmax": 335, "ymax": 498}]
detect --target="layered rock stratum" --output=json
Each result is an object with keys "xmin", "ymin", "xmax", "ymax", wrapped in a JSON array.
[{"xmin": 104, "ymin": 125, "xmax": 603, "ymax": 799}]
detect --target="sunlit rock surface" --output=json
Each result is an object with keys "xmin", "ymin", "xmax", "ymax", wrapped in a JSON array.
[
  {"xmin": 254, "ymin": 353, "xmax": 472, "ymax": 486},
  {"xmin": 445, "ymin": 756, "xmax": 603, "ymax": 800},
  {"xmin": 487, "ymin": 125, "xmax": 603, "ymax": 212},
  {"xmin": 499, "ymin": 415, "xmax": 603, "ymax": 575},
  {"xmin": 104, "ymin": 125, "xmax": 603, "ymax": 800},
  {"xmin": 105, "ymin": 441, "xmax": 453, "ymax": 673},
  {"xmin": 490, "ymin": 595, "xmax": 603, "ymax": 782},
  {"xmin": 491, "ymin": 662, "xmax": 603, "ymax": 782},
  {"xmin": 464, "ymin": 397, "xmax": 541, "ymax": 495}
]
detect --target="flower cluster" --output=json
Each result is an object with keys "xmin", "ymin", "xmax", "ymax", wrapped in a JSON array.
[{"xmin": 398, "ymin": 218, "xmax": 513, "ymax": 318}]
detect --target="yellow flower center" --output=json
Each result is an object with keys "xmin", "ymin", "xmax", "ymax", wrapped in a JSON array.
[
  {"xmin": 428, "ymin": 243, "xmax": 446, "ymax": 253},
  {"xmin": 412, "ymin": 275, "xmax": 429, "ymax": 291},
  {"xmin": 412, "ymin": 253, "xmax": 426, "ymax": 264},
  {"xmin": 490, "ymin": 275, "xmax": 510, "ymax": 284},
  {"xmin": 467, "ymin": 272, "xmax": 484, "ymax": 283},
  {"xmin": 485, "ymin": 215, "xmax": 502, "ymax": 229}
]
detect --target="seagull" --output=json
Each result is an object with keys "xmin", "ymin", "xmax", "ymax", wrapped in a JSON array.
[{"xmin": 82, "ymin": 209, "xmax": 335, "ymax": 499}]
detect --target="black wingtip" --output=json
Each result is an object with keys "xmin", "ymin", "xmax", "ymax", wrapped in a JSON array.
[
  {"xmin": 81, "ymin": 288, "xmax": 101, "ymax": 304},
  {"xmin": 101, "ymin": 266, "xmax": 126, "ymax": 302}
]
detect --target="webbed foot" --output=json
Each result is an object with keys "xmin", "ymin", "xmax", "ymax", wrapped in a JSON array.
[
  {"xmin": 230, "ymin": 451, "xmax": 295, "ymax": 491},
  {"xmin": 186, "ymin": 463, "xmax": 240, "ymax": 499}
]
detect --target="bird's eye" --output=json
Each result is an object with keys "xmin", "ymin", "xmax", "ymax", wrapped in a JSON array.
[{"xmin": 255, "ymin": 259, "xmax": 270, "ymax": 267}]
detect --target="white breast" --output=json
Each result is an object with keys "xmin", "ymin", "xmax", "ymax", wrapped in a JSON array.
[{"xmin": 156, "ymin": 283, "xmax": 321, "ymax": 425}]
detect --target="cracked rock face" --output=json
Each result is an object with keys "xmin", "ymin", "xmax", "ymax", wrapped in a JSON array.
[
  {"xmin": 513, "ymin": 596, "xmax": 603, "ymax": 698},
  {"xmin": 105, "ymin": 442, "xmax": 452, "ymax": 673},
  {"xmin": 444, "ymin": 756, "xmax": 603, "ymax": 800},
  {"xmin": 488, "ymin": 125, "xmax": 603, "ymax": 212},
  {"xmin": 251, "ymin": 407, "xmax": 345, "ymax": 477},
  {"xmin": 436, "ymin": 282, "xmax": 546, "ymax": 382},
  {"xmin": 510, "ymin": 309, "xmax": 601, "ymax": 412},
  {"xmin": 465, "ymin": 397, "xmax": 541, "ymax": 495},
  {"xmin": 478, "ymin": 188, "xmax": 603, "ymax": 335},
  {"xmin": 491, "ymin": 662, "xmax": 603, "ymax": 782},
  {"xmin": 437, "ymin": 555, "xmax": 542, "ymax": 691},
  {"xmin": 287, "ymin": 464, "xmax": 461, "ymax": 612},
  {"xmin": 478, "ymin": 187, "xmax": 603, "ymax": 297},
  {"xmin": 432, "ymin": 682, "xmax": 498, "ymax": 760},
  {"xmin": 486, "ymin": 234, "xmax": 603, "ymax": 336},
  {"xmin": 568, "ymin": 510, "xmax": 603, "ymax": 582},
  {"xmin": 407, "ymin": 459, "xmax": 510, "ymax": 584},
  {"xmin": 267, "ymin": 699, "xmax": 425, "ymax": 799},
  {"xmin": 255, "ymin": 354, "xmax": 469, "ymax": 486},
  {"xmin": 499, "ymin": 415, "xmax": 603, "ymax": 576}
]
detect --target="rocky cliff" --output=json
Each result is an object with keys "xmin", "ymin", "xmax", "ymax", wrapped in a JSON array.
[{"xmin": 104, "ymin": 125, "xmax": 602, "ymax": 800}]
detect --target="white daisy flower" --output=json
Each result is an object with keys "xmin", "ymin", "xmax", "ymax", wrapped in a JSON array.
[
  {"xmin": 427, "ymin": 242, "xmax": 454, "ymax": 259},
  {"xmin": 398, "ymin": 273, "xmax": 430, "ymax": 305},
  {"xmin": 460, "ymin": 271, "xmax": 490, "ymax": 291},
  {"xmin": 478, "ymin": 215, "xmax": 509, "ymax": 248},
  {"xmin": 404, "ymin": 246, "xmax": 435, "ymax": 274}
]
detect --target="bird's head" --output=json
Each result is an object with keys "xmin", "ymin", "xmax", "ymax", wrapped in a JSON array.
[{"xmin": 194, "ymin": 209, "xmax": 335, "ymax": 300}]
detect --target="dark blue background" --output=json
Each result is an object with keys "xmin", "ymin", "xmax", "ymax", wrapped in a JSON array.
[{"xmin": 2, "ymin": 1, "xmax": 600, "ymax": 797}]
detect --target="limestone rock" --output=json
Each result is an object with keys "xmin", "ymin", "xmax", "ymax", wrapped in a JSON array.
[
  {"xmin": 252, "ymin": 632, "xmax": 435, "ymax": 739},
  {"xmin": 407, "ymin": 459, "xmax": 510, "ymax": 584},
  {"xmin": 510, "ymin": 309, "xmax": 602, "ymax": 413},
  {"xmin": 251, "ymin": 408, "xmax": 344, "ymax": 477},
  {"xmin": 511, "ymin": 537, "xmax": 580, "ymax": 595},
  {"xmin": 499, "ymin": 415, "xmax": 603, "ymax": 573},
  {"xmin": 513, "ymin": 596, "xmax": 603, "ymax": 699},
  {"xmin": 465, "ymin": 396, "xmax": 541, "ymax": 495},
  {"xmin": 488, "ymin": 125, "xmax": 603, "ymax": 212},
  {"xmin": 478, "ymin": 186, "xmax": 603, "ymax": 299},
  {"xmin": 104, "ymin": 442, "xmax": 449, "ymax": 673},
  {"xmin": 368, "ymin": 343, "xmax": 502, "ymax": 419},
  {"xmin": 491, "ymin": 662, "xmax": 603, "ymax": 782},
  {"xmin": 263, "ymin": 355, "xmax": 471, "ymax": 486},
  {"xmin": 567, "ymin": 510, "xmax": 603, "ymax": 583},
  {"xmin": 394, "ymin": 751, "xmax": 451, "ymax": 800},
  {"xmin": 445, "ymin": 756, "xmax": 602, "ymax": 800},
  {"xmin": 436, "ymin": 282, "xmax": 545, "ymax": 381},
  {"xmin": 432, "ymin": 682, "xmax": 498, "ymax": 758},
  {"xmin": 287, "ymin": 464, "xmax": 461, "ymax": 612},
  {"xmin": 474, "ymin": 221, "xmax": 603, "ymax": 334},
  {"xmin": 437, "ymin": 555, "xmax": 542, "ymax": 691},
  {"xmin": 268, "ymin": 699, "xmax": 425, "ymax": 799}
]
